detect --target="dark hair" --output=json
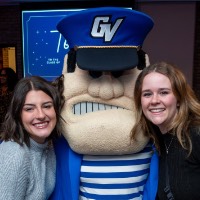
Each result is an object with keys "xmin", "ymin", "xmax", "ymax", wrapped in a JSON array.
[
  {"xmin": 0, "ymin": 67, "xmax": 18, "ymax": 91},
  {"xmin": 131, "ymin": 61, "xmax": 200, "ymax": 154},
  {"xmin": 0, "ymin": 76, "xmax": 62, "ymax": 146}
]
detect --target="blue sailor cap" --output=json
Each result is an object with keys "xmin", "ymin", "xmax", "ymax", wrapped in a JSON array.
[{"xmin": 57, "ymin": 7, "xmax": 154, "ymax": 71}]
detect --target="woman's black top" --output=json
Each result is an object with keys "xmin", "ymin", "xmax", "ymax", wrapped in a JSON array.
[{"xmin": 157, "ymin": 128, "xmax": 200, "ymax": 200}]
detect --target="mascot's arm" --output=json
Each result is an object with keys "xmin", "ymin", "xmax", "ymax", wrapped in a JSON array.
[
  {"xmin": 48, "ymin": 136, "xmax": 72, "ymax": 200},
  {"xmin": 142, "ymin": 145, "xmax": 159, "ymax": 200}
]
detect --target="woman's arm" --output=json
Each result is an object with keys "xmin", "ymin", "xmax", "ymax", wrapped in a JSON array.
[{"xmin": 0, "ymin": 141, "xmax": 29, "ymax": 199}]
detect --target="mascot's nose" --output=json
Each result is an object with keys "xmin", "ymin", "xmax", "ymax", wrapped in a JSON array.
[{"xmin": 88, "ymin": 72, "xmax": 124, "ymax": 100}]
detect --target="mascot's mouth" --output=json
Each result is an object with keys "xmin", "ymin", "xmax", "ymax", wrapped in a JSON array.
[{"xmin": 73, "ymin": 102, "xmax": 124, "ymax": 115}]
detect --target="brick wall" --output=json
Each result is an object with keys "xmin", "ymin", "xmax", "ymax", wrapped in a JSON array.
[
  {"xmin": 193, "ymin": 2, "xmax": 200, "ymax": 99},
  {"xmin": 0, "ymin": 5, "xmax": 22, "ymax": 78}
]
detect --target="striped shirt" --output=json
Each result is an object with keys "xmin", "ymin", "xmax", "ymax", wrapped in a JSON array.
[{"xmin": 79, "ymin": 144, "xmax": 153, "ymax": 200}]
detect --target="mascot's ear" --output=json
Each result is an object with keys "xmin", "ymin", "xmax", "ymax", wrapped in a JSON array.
[{"xmin": 137, "ymin": 49, "xmax": 150, "ymax": 70}]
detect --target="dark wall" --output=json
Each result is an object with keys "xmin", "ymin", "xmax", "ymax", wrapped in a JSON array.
[
  {"xmin": 138, "ymin": 2, "xmax": 195, "ymax": 86},
  {"xmin": 139, "ymin": 2, "xmax": 200, "ymax": 99},
  {"xmin": 193, "ymin": 3, "xmax": 200, "ymax": 100},
  {"xmin": 0, "ymin": 5, "xmax": 22, "ymax": 78},
  {"xmin": 0, "ymin": 2, "xmax": 200, "ymax": 98}
]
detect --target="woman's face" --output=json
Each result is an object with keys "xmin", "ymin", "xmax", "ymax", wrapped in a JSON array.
[
  {"xmin": 21, "ymin": 90, "xmax": 57, "ymax": 143},
  {"xmin": 0, "ymin": 69, "xmax": 7, "ymax": 85},
  {"xmin": 141, "ymin": 72, "xmax": 179, "ymax": 134}
]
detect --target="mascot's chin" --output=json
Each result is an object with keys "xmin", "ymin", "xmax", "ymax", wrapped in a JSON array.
[{"xmin": 61, "ymin": 108, "xmax": 149, "ymax": 155}]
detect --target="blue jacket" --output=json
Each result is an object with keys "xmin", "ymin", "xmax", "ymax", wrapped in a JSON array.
[
  {"xmin": 143, "ymin": 145, "xmax": 158, "ymax": 200},
  {"xmin": 49, "ymin": 136, "xmax": 158, "ymax": 200}
]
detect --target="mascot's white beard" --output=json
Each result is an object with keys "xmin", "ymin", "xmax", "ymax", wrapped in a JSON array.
[{"xmin": 61, "ymin": 98, "xmax": 149, "ymax": 155}]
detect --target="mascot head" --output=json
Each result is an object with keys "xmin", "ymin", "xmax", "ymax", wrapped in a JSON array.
[{"xmin": 56, "ymin": 7, "xmax": 154, "ymax": 155}]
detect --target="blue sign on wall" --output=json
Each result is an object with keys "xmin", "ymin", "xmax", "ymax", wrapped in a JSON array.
[{"xmin": 22, "ymin": 9, "xmax": 83, "ymax": 81}]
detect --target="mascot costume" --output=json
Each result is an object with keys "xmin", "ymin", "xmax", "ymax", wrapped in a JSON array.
[{"xmin": 49, "ymin": 7, "xmax": 158, "ymax": 200}]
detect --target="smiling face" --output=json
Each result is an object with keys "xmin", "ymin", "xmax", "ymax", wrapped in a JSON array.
[
  {"xmin": 21, "ymin": 90, "xmax": 57, "ymax": 144},
  {"xmin": 141, "ymin": 72, "xmax": 178, "ymax": 133}
]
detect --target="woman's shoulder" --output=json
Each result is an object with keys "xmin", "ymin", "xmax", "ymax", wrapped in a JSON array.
[
  {"xmin": 190, "ymin": 126, "xmax": 200, "ymax": 138},
  {"xmin": 1, "ymin": 140, "xmax": 22, "ymax": 148},
  {"xmin": 0, "ymin": 140, "xmax": 29, "ymax": 161},
  {"xmin": 189, "ymin": 127, "xmax": 200, "ymax": 147},
  {"xmin": 189, "ymin": 127, "xmax": 200, "ymax": 161}
]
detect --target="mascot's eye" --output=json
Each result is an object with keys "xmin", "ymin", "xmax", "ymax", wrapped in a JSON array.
[
  {"xmin": 89, "ymin": 71, "xmax": 102, "ymax": 79},
  {"xmin": 112, "ymin": 71, "xmax": 123, "ymax": 78}
]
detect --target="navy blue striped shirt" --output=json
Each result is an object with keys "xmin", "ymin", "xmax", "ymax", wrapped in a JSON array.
[{"xmin": 79, "ymin": 144, "xmax": 153, "ymax": 200}]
